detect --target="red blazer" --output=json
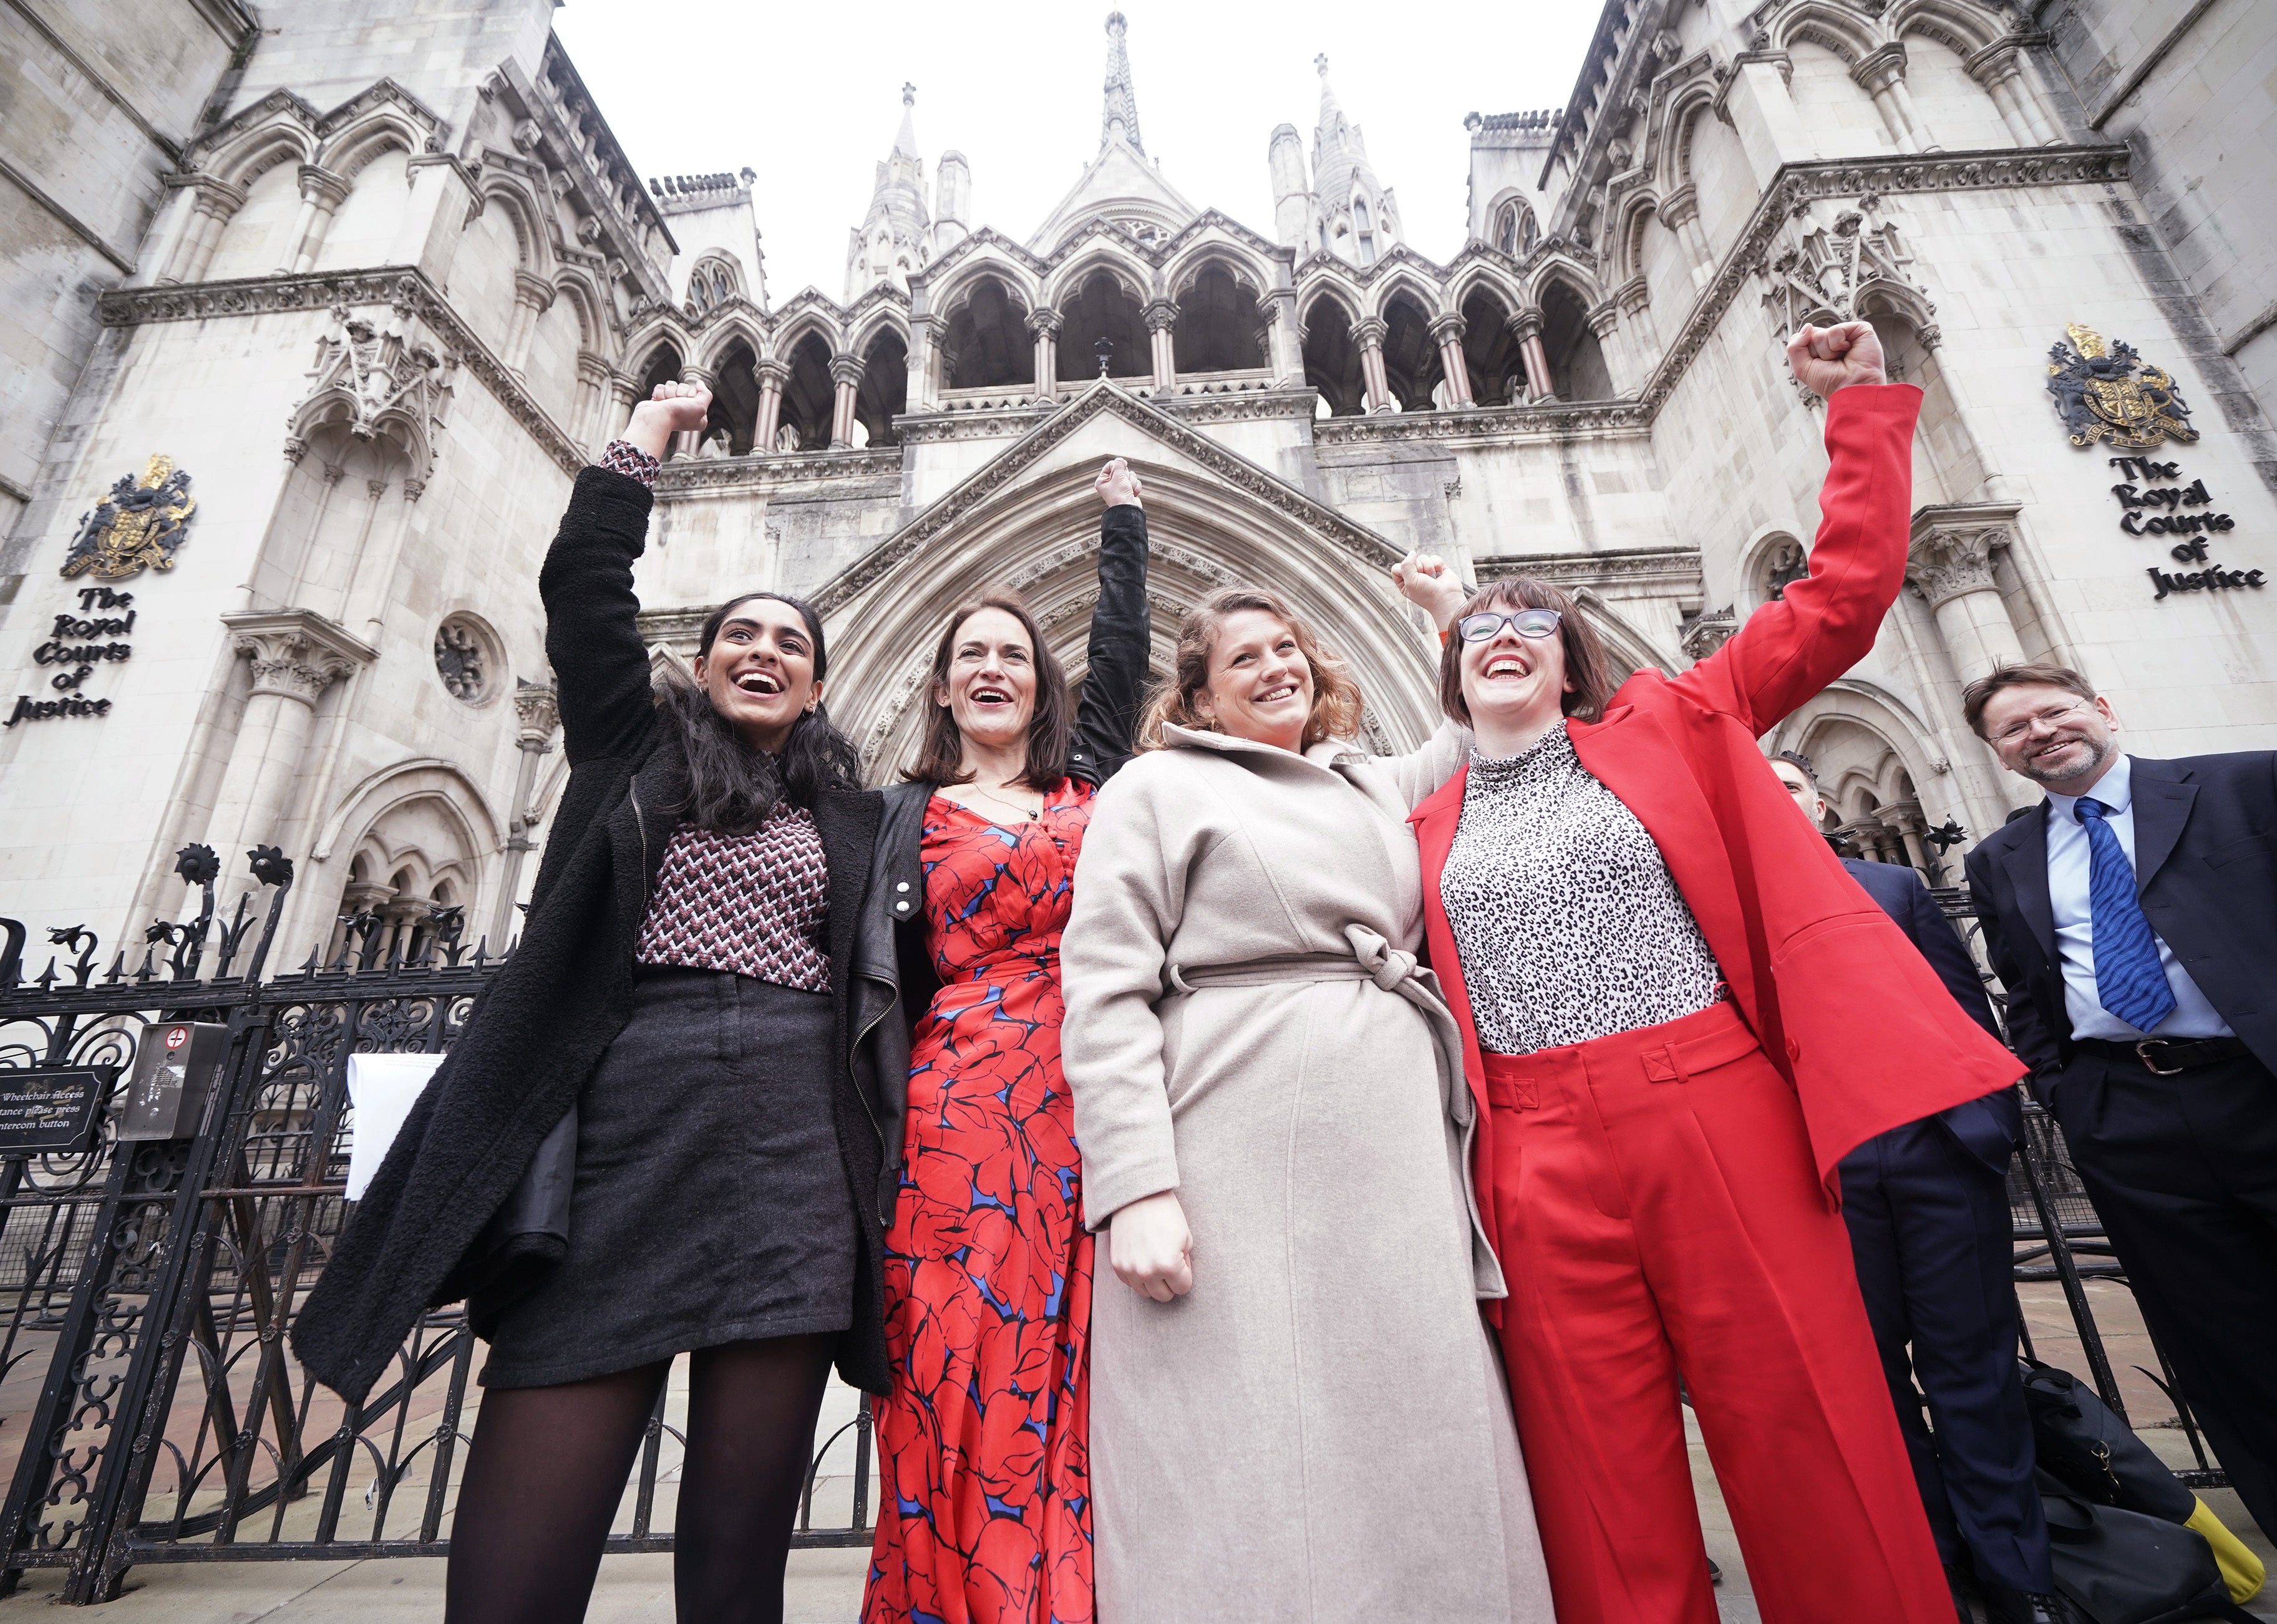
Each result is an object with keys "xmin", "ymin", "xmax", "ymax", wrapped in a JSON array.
[{"xmin": 1410, "ymin": 384, "xmax": 2022, "ymax": 1250}]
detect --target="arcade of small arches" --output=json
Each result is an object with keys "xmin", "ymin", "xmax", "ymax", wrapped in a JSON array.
[{"xmin": 621, "ymin": 247, "xmax": 1623, "ymax": 460}]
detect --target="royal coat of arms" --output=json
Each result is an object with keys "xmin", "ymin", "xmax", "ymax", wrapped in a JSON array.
[
  {"xmin": 2045, "ymin": 323, "xmax": 2198, "ymax": 450},
  {"xmin": 60, "ymin": 455, "xmax": 198, "ymax": 580}
]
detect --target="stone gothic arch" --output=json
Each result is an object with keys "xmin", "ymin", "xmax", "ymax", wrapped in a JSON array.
[{"xmin": 812, "ymin": 382, "xmax": 1437, "ymax": 778}]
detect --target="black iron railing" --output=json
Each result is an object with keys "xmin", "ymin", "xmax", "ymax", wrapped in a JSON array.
[{"xmin": 0, "ymin": 858, "xmax": 2218, "ymax": 1603}]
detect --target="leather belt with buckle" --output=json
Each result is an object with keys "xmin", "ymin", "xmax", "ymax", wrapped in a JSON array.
[{"xmin": 2078, "ymin": 1035, "xmax": 2253, "ymax": 1076}]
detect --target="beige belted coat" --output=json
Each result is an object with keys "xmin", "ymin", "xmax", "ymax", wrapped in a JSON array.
[{"xmin": 1061, "ymin": 723, "xmax": 1555, "ymax": 1624}]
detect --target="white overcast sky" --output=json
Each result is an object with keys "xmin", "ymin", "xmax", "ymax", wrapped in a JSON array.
[{"xmin": 553, "ymin": 2, "xmax": 1603, "ymax": 302}]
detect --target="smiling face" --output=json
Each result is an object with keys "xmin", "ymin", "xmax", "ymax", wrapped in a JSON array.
[
  {"xmin": 1978, "ymin": 682, "xmax": 2120, "ymax": 792},
  {"xmin": 937, "ymin": 606, "xmax": 1037, "ymax": 752},
  {"xmin": 692, "ymin": 596, "xmax": 820, "ymax": 753},
  {"xmin": 1194, "ymin": 608, "xmax": 1314, "ymax": 752},
  {"xmin": 1458, "ymin": 614, "xmax": 1573, "ymax": 737}
]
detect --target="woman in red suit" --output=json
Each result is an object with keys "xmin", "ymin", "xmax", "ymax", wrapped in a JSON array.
[
  {"xmin": 861, "ymin": 459, "xmax": 1152, "ymax": 1624},
  {"xmin": 1408, "ymin": 323, "xmax": 2025, "ymax": 1624}
]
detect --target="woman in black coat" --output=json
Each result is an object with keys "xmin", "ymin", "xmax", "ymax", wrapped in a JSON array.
[{"xmin": 294, "ymin": 382, "xmax": 895, "ymax": 1624}]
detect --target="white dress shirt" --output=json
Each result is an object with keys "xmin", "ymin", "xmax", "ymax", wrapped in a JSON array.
[{"xmin": 2042, "ymin": 753, "xmax": 2233, "ymax": 1041}]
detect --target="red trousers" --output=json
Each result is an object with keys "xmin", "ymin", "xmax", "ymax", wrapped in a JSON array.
[{"xmin": 1482, "ymin": 1002, "xmax": 1952, "ymax": 1624}]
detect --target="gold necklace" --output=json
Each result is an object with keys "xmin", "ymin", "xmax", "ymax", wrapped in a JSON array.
[{"xmin": 958, "ymin": 781, "xmax": 1043, "ymax": 820}]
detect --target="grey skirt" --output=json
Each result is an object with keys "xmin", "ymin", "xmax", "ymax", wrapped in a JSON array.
[{"xmin": 477, "ymin": 966, "xmax": 858, "ymax": 1389}]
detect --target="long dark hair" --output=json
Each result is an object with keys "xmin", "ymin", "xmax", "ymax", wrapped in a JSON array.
[
  {"xmin": 659, "ymin": 590, "xmax": 862, "ymax": 833},
  {"xmin": 903, "ymin": 593, "xmax": 1072, "ymax": 789}
]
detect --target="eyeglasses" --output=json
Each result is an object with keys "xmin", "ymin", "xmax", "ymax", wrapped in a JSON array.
[
  {"xmin": 1457, "ymin": 609, "xmax": 1563, "ymax": 643},
  {"xmin": 1988, "ymin": 699, "xmax": 2091, "ymax": 747}
]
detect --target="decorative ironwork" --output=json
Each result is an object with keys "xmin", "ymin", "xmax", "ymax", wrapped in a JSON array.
[
  {"xmin": 0, "ymin": 866, "xmax": 2203, "ymax": 1601},
  {"xmin": 60, "ymin": 458, "xmax": 197, "ymax": 582},
  {"xmin": 0, "ymin": 836, "xmax": 877, "ymax": 1602},
  {"xmin": 2046, "ymin": 322, "xmax": 2198, "ymax": 450}
]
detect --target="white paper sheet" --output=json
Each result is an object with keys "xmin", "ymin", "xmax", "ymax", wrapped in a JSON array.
[{"xmin": 344, "ymin": 1053, "xmax": 447, "ymax": 1202}]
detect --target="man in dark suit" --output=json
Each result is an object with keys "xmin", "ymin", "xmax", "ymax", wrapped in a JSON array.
[
  {"xmin": 1771, "ymin": 752, "xmax": 2055, "ymax": 1624},
  {"xmin": 1961, "ymin": 662, "xmax": 2277, "ymax": 1544}
]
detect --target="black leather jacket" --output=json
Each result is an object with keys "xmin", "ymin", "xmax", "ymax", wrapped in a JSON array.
[{"xmin": 850, "ymin": 501, "xmax": 1153, "ymax": 1220}]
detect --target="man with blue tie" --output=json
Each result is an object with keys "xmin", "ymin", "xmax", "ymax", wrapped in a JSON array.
[
  {"xmin": 1963, "ymin": 662, "xmax": 2277, "ymax": 1545},
  {"xmin": 1770, "ymin": 752, "xmax": 2056, "ymax": 1624}
]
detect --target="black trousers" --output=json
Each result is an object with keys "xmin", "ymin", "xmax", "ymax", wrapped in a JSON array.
[
  {"xmin": 2049, "ymin": 1048, "xmax": 2277, "ymax": 1540},
  {"xmin": 1840, "ymin": 1121, "xmax": 2050, "ymax": 1592}
]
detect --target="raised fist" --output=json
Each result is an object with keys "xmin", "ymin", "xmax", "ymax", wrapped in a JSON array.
[
  {"xmin": 1391, "ymin": 549, "xmax": 1469, "ymax": 632},
  {"xmin": 1785, "ymin": 321, "xmax": 1887, "ymax": 398},
  {"xmin": 1095, "ymin": 457, "xmax": 1142, "ymax": 509},
  {"xmin": 623, "ymin": 379, "xmax": 714, "ymax": 459}
]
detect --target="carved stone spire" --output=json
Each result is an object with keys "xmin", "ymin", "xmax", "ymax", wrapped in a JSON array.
[
  {"xmin": 1101, "ymin": 11, "xmax": 1143, "ymax": 153},
  {"xmin": 847, "ymin": 84, "xmax": 932, "ymax": 300}
]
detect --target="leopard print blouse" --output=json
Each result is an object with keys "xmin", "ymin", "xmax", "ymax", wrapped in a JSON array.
[{"xmin": 1441, "ymin": 727, "xmax": 1726, "ymax": 1056}]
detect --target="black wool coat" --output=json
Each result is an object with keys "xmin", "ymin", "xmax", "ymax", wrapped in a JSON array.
[{"xmin": 294, "ymin": 466, "xmax": 891, "ymax": 1404}]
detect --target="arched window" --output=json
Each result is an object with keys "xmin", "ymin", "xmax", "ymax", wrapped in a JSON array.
[
  {"xmin": 779, "ymin": 333, "xmax": 835, "ymax": 452},
  {"xmin": 1352, "ymin": 198, "xmax": 1376, "ymax": 266},
  {"xmin": 943, "ymin": 278, "xmax": 1034, "ymax": 390},
  {"xmin": 1538, "ymin": 282, "xmax": 1612, "ymax": 402},
  {"xmin": 856, "ymin": 329, "xmax": 908, "ymax": 447},
  {"xmin": 686, "ymin": 256, "xmax": 740, "ymax": 317},
  {"xmin": 1301, "ymin": 294, "xmax": 1366, "ymax": 417},
  {"xmin": 1459, "ymin": 286, "xmax": 1525, "ymax": 406},
  {"xmin": 1496, "ymin": 205, "xmax": 1518, "ymax": 255},
  {"xmin": 1172, "ymin": 263, "xmax": 1267, "ymax": 375},
  {"xmin": 1379, "ymin": 294, "xmax": 1443, "ymax": 411},
  {"xmin": 1056, "ymin": 270, "xmax": 1147, "ymax": 383},
  {"xmin": 706, "ymin": 338, "xmax": 760, "ymax": 455}
]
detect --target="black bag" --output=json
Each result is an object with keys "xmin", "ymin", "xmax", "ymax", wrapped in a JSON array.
[
  {"xmin": 2038, "ymin": 1473, "xmax": 2257, "ymax": 1624},
  {"xmin": 444, "ymin": 1104, "xmax": 578, "ymax": 1335},
  {"xmin": 2022, "ymin": 1361, "xmax": 2195, "ymax": 1522}
]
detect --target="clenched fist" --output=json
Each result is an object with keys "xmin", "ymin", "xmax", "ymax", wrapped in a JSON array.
[
  {"xmin": 624, "ymin": 380, "xmax": 714, "ymax": 460},
  {"xmin": 1785, "ymin": 321, "xmax": 1887, "ymax": 398},
  {"xmin": 1392, "ymin": 549, "xmax": 1469, "ymax": 633},
  {"xmin": 1095, "ymin": 456, "xmax": 1143, "ymax": 509}
]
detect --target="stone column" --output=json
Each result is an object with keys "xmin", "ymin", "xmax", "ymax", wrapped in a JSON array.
[
  {"xmin": 1430, "ymin": 314, "xmax": 1473, "ymax": 407},
  {"xmin": 1353, "ymin": 317, "xmax": 1393, "ymax": 413},
  {"xmin": 1712, "ymin": 49, "xmax": 1814, "ymax": 188},
  {"xmin": 606, "ymin": 372, "xmax": 641, "ymax": 447},
  {"xmin": 754, "ymin": 358, "xmax": 789, "ymax": 453},
  {"xmin": 208, "ymin": 611, "xmax": 376, "ymax": 884},
  {"xmin": 1908, "ymin": 507, "xmax": 2027, "ymax": 681},
  {"xmin": 574, "ymin": 352, "xmax": 614, "ymax": 452},
  {"xmin": 490, "ymin": 679, "xmax": 560, "ymax": 947},
  {"xmin": 1853, "ymin": 44, "xmax": 1930, "ymax": 153},
  {"xmin": 905, "ymin": 312, "xmax": 937, "ymax": 412},
  {"xmin": 1145, "ymin": 300, "xmax": 1178, "ymax": 391},
  {"xmin": 1265, "ymin": 288, "xmax": 1304, "ymax": 387},
  {"xmin": 1659, "ymin": 184, "xmax": 1717, "ymax": 289},
  {"xmin": 1586, "ymin": 298, "xmax": 1628, "ymax": 392},
  {"xmin": 389, "ymin": 154, "xmax": 479, "ymax": 286},
  {"xmin": 828, "ymin": 354, "xmax": 865, "ymax": 448},
  {"xmin": 280, "ymin": 165, "xmax": 351, "ymax": 274},
  {"xmin": 1615, "ymin": 279, "xmax": 1658, "ymax": 357},
  {"xmin": 1027, "ymin": 307, "xmax": 1062, "ymax": 402},
  {"xmin": 171, "ymin": 176, "xmax": 248, "ymax": 282},
  {"xmin": 503, "ymin": 271, "xmax": 556, "ymax": 374},
  {"xmin": 1966, "ymin": 38, "xmax": 2061, "ymax": 146},
  {"xmin": 1507, "ymin": 307, "xmax": 1553, "ymax": 403}
]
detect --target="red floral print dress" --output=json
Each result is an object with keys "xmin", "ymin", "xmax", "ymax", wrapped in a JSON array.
[{"xmin": 865, "ymin": 781, "xmax": 1097, "ymax": 1624}]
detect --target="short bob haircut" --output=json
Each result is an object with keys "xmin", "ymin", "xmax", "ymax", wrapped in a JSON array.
[
  {"xmin": 1138, "ymin": 586, "xmax": 1364, "ymax": 752},
  {"xmin": 1437, "ymin": 576, "xmax": 1618, "ymax": 726},
  {"xmin": 903, "ymin": 592, "xmax": 1073, "ymax": 789},
  {"xmin": 1959, "ymin": 662, "xmax": 2097, "ymax": 740}
]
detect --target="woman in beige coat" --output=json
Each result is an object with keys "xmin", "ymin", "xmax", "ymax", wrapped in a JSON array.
[{"xmin": 1059, "ymin": 586, "xmax": 1555, "ymax": 1623}]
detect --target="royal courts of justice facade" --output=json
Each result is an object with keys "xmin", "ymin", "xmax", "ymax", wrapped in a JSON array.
[{"xmin": 1, "ymin": 0, "xmax": 2271, "ymax": 965}]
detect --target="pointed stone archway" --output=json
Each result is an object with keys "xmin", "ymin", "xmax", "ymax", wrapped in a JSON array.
[{"xmin": 813, "ymin": 380, "xmax": 1439, "ymax": 779}]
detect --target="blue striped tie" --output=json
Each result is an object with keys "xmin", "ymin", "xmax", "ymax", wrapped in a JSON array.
[{"xmin": 2076, "ymin": 797, "xmax": 2177, "ymax": 1033}]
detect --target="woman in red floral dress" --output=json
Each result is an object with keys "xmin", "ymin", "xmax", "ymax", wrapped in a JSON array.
[{"xmin": 862, "ymin": 460, "xmax": 1151, "ymax": 1624}]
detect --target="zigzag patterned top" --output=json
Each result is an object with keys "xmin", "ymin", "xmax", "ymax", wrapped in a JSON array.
[{"xmin": 634, "ymin": 806, "xmax": 830, "ymax": 992}]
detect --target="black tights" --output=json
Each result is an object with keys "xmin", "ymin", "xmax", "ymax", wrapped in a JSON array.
[{"xmin": 444, "ymin": 1335, "xmax": 833, "ymax": 1624}]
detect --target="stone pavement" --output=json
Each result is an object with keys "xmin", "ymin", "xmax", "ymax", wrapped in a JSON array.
[{"xmin": 5, "ymin": 1283, "xmax": 2272, "ymax": 1620}]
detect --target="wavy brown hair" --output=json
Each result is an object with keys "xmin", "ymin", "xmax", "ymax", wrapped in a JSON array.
[
  {"xmin": 1437, "ymin": 576, "xmax": 1618, "ymax": 726},
  {"xmin": 1138, "ymin": 587, "xmax": 1364, "ymax": 752},
  {"xmin": 903, "ymin": 593, "xmax": 1073, "ymax": 788}
]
